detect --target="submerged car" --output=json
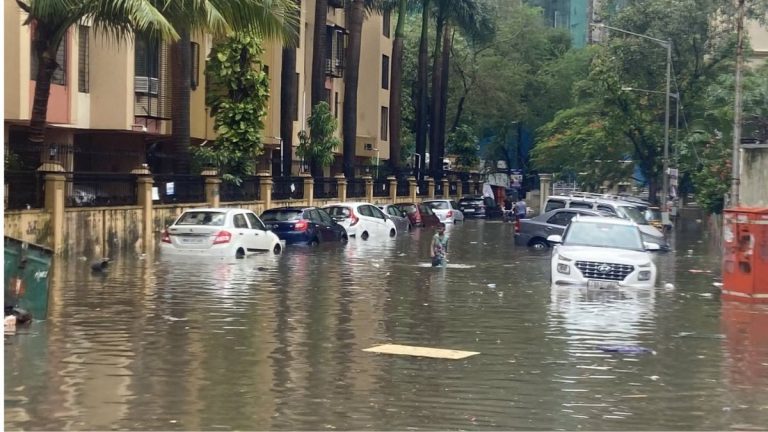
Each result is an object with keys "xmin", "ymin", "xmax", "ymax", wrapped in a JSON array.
[
  {"xmin": 161, "ymin": 208, "xmax": 283, "ymax": 257},
  {"xmin": 458, "ymin": 195, "xmax": 503, "ymax": 219},
  {"xmin": 422, "ymin": 199, "xmax": 464, "ymax": 223},
  {"xmin": 323, "ymin": 202, "xmax": 397, "ymax": 240},
  {"xmin": 515, "ymin": 208, "xmax": 614, "ymax": 250},
  {"xmin": 379, "ymin": 204, "xmax": 412, "ymax": 233},
  {"xmin": 549, "ymin": 216, "xmax": 658, "ymax": 288},
  {"xmin": 260, "ymin": 207, "xmax": 347, "ymax": 245},
  {"xmin": 393, "ymin": 203, "xmax": 441, "ymax": 228}
]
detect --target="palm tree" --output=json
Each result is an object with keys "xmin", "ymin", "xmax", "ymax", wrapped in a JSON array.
[
  {"xmin": 414, "ymin": 0, "xmax": 430, "ymax": 179},
  {"xmin": 388, "ymin": 0, "xmax": 408, "ymax": 174},
  {"xmin": 163, "ymin": 0, "xmax": 297, "ymax": 174},
  {"xmin": 17, "ymin": 0, "xmax": 177, "ymax": 158},
  {"xmin": 342, "ymin": 0, "xmax": 366, "ymax": 179},
  {"xmin": 311, "ymin": 0, "xmax": 329, "ymax": 110},
  {"xmin": 280, "ymin": 0, "xmax": 301, "ymax": 178}
]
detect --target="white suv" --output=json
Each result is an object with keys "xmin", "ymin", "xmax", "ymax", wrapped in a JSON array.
[{"xmin": 548, "ymin": 216, "xmax": 658, "ymax": 288}]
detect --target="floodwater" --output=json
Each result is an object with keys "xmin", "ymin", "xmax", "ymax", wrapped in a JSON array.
[{"xmin": 5, "ymin": 215, "xmax": 768, "ymax": 430}]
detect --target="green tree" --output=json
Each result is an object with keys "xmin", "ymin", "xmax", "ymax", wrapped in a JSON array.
[
  {"xmin": 446, "ymin": 124, "xmax": 479, "ymax": 170},
  {"xmin": 193, "ymin": 33, "xmax": 270, "ymax": 185},
  {"xmin": 17, "ymin": 0, "xmax": 177, "ymax": 157},
  {"xmin": 297, "ymin": 102, "xmax": 340, "ymax": 172}
]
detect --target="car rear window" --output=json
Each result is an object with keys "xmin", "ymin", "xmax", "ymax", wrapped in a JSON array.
[
  {"xmin": 325, "ymin": 206, "xmax": 351, "ymax": 218},
  {"xmin": 176, "ymin": 211, "xmax": 226, "ymax": 226},
  {"xmin": 426, "ymin": 201, "xmax": 450, "ymax": 210},
  {"xmin": 260, "ymin": 209, "xmax": 303, "ymax": 222},
  {"xmin": 460, "ymin": 198, "xmax": 483, "ymax": 205},
  {"xmin": 396, "ymin": 204, "xmax": 417, "ymax": 214}
]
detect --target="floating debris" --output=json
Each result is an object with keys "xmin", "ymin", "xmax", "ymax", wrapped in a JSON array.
[{"xmin": 363, "ymin": 344, "xmax": 479, "ymax": 359}]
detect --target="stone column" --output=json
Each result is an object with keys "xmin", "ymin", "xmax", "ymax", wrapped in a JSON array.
[
  {"xmin": 426, "ymin": 177, "xmax": 435, "ymax": 199},
  {"xmin": 363, "ymin": 175, "xmax": 374, "ymax": 203},
  {"xmin": 131, "ymin": 166, "xmax": 154, "ymax": 254},
  {"xmin": 302, "ymin": 173, "xmax": 314, "ymax": 206},
  {"xmin": 388, "ymin": 176, "xmax": 398, "ymax": 202},
  {"xmin": 442, "ymin": 179, "xmax": 450, "ymax": 198},
  {"xmin": 38, "ymin": 162, "xmax": 66, "ymax": 254},
  {"xmin": 258, "ymin": 171, "xmax": 273, "ymax": 210},
  {"xmin": 408, "ymin": 176, "xmax": 418, "ymax": 202},
  {"xmin": 201, "ymin": 168, "xmax": 221, "ymax": 208},
  {"xmin": 457, "ymin": 179, "xmax": 464, "ymax": 198},
  {"xmin": 335, "ymin": 175, "xmax": 347, "ymax": 202},
  {"xmin": 539, "ymin": 173, "xmax": 553, "ymax": 215}
]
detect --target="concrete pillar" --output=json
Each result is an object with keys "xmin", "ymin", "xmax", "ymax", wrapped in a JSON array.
[
  {"xmin": 426, "ymin": 177, "xmax": 435, "ymax": 199},
  {"xmin": 539, "ymin": 173, "xmax": 553, "ymax": 214},
  {"xmin": 388, "ymin": 176, "xmax": 398, "ymax": 202},
  {"xmin": 38, "ymin": 162, "xmax": 66, "ymax": 254},
  {"xmin": 302, "ymin": 173, "xmax": 314, "ymax": 206},
  {"xmin": 335, "ymin": 175, "xmax": 347, "ymax": 202},
  {"xmin": 363, "ymin": 175, "xmax": 374, "ymax": 203},
  {"xmin": 408, "ymin": 176, "xmax": 417, "ymax": 202},
  {"xmin": 131, "ymin": 166, "xmax": 154, "ymax": 254},
  {"xmin": 457, "ymin": 180, "xmax": 464, "ymax": 198},
  {"xmin": 258, "ymin": 172, "xmax": 273, "ymax": 209},
  {"xmin": 201, "ymin": 168, "xmax": 221, "ymax": 208},
  {"xmin": 442, "ymin": 179, "xmax": 450, "ymax": 198}
]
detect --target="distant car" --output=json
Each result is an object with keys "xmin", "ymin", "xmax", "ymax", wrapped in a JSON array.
[
  {"xmin": 515, "ymin": 208, "xmax": 615, "ymax": 250},
  {"xmin": 260, "ymin": 207, "xmax": 347, "ymax": 245},
  {"xmin": 422, "ymin": 199, "xmax": 464, "ymax": 223},
  {"xmin": 458, "ymin": 195, "xmax": 503, "ymax": 218},
  {"xmin": 323, "ymin": 202, "xmax": 397, "ymax": 240},
  {"xmin": 379, "ymin": 204, "xmax": 412, "ymax": 233},
  {"xmin": 549, "ymin": 216, "xmax": 659, "ymax": 288},
  {"xmin": 161, "ymin": 208, "xmax": 283, "ymax": 257},
  {"xmin": 393, "ymin": 202, "xmax": 441, "ymax": 228}
]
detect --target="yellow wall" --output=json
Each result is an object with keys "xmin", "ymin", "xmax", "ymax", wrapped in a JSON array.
[
  {"xmin": 748, "ymin": 20, "xmax": 768, "ymax": 62},
  {"xmin": 89, "ymin": 37, "xmax": 133, "ymax": 130},
  {"xmin": 4, "ymin": 2, "xmax": 30, "ymax": 121}
]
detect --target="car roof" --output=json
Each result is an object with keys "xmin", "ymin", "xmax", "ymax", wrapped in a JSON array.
[
  {"xmin": 423, "ymin": 199, "xmax": 450, "ymax": 202},
  {"xmin": 262, "ymin": 206, "xmax": 309, "ymax": 212},
  {"xmin": 571, "ymin": 215, "xmax": 637, "ymax": 226},
  {"xmin": 182, "ymin": 208, "xmax": 244, "ymax": 213}
]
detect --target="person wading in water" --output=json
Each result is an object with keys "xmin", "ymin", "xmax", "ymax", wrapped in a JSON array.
[{"xmin": 430, "ymin": 223, "xmax": 449, "ymax": 267}]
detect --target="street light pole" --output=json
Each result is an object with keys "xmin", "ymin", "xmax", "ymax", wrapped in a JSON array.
[{"xmin": 593, "ymin": 23, "xmax": 672, "ymax": 211}]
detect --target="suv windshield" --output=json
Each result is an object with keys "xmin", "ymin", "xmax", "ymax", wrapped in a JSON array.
[
  {"xmin": 617, "ymin": 205, "xmax": 649, "ymax": 225},
  {"xmin": 564, "ymin": 221, "xmax": 644, "ymax": 250},
  {"xmin": 645, "ymin": 208, "xmax": 662, "ymax": 221},
  {"xmin": 261, "ymin": 209, "xmax": 302, "ymax": 222}
]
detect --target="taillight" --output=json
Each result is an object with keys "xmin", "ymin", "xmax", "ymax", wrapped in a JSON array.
[
  {"xmin": 446, "ymin": 210, "xmax": 453, "ymax": 218},
  {"xmin": 213, "ymin": 230, "xmax": 232, "ymax": 244},
  {"xmin": 515, "ymin": 219, "xmax": 521, "ymax": 233},
  {"xmin": 349, "ymin": 211, "xmax": 359, "ymax": 226},
  {"xmin": 161, "ymin": 229, "xmax": 171, "ymax": 243},
  {"xmin": 294, "ymin": 220, "xmax": 308, "ymax": 231}
]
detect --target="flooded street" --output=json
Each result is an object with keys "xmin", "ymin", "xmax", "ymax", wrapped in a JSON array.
[{"xmin": 5, "ymin": 217, "xmax": 768, "ymax": 430}]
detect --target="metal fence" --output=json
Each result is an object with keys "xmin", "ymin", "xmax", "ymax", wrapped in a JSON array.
[
  {"xmin": 347, "ymin": 179, "xmax": 366, "ymax": 198},
  {"xmin": 5, "ymin": 170, "xmax": 44, "ymax": 210},
  {"xmin": 373, "ymin": 179, "xmax": 390, "ymax": 197},
  {"xmin": 417, "ymin": 180, "xmax": 429, "ymax": 196},
  {"xmin": 462, "ymin": 181, "xmax": 473, "ymax": 195},
  {"xmin": 435, "ymin": 182, "xmax": 444, "ymax": 197},
  {"xmin": 68, "ymin": 172, "xmax": 138, "ymax": 206},
  {"xmin": 396, "ymin": 180, "xmax": 410, "ymax": 197},
  {"xmin": 220, "ymin": 177, "xmax": 260, "ymax": 202},
  {"xmin": 153, "ymin": 174, "xmax": 205, "ymax": 204},
  {"xmin": 272, "ymin": 177, "xmax": 304, "ymax": 200},
  {"xmin": 449, "ymin": 181, "xmax": 458, "ymax": 195},
  {"xmin": 313, "ymin": 178, "xmax": 338, "ymax": 199}
]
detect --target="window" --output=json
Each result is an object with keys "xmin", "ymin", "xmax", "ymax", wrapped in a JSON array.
[
  {"xmin": 263, "ymin": 64, "xmax": 269, "ymax": 77},
  {"xmin": 597, "ymin": 205, "xmax": 616, "ymax": 215},
  {"xmin": 78, "ymin": 26, "xmax": 89, "ymax": 93},
  {"xmin": 318, "ymin": 209, "xmax": 333, "ymax": 225},
  {"xmin": 32, "ymin": 35, "xmax": 67, "ymax": 85},
  {"xmin": 246, "ymin": 213, "xmax": 266, "ymax": 231},
  {"xmin": 135, "ymin": 36, "xmax": 159, "ymax": 78},
  {"xmin": 233, "ymin": 214, "xmax": 249, "ymax": 229},
  {"xmin": 544, "ymin": 199, "xmax": 565, "ymax": 212},
  {"xmin": 294, "ymin": 73, "xmax": 300, "ymax": 121},
  {"xmin": 547, "ymin": 211, "xmax": 576, "ymax": 227},
  {"xmin": 371, "ymin": 206, "xmax": 387, "ymax": 220},
  {"xmin": 358, "ymin": 205, "xmax": 373, "ymax": 217},
  {"xmin": 190, "ymin": 42, "xmax": 200, "ymax": 90},
  {"xmin": 380, "ymin": 106, "xmax": 389, "ymax": 141},
  {"xmin": 381, "ymin": 55, "xmax": 390, "ymax": 89},
  {"xmin": 569, "ymin": 201, "xmax": 593, "ymax": 209},
  {"xmin": 334, "ymin": 92, "xmax": 339, "ymax": 118},
  {"xmin": 383, "ymin": 10, "xmax": 391, "ymax": 38}
]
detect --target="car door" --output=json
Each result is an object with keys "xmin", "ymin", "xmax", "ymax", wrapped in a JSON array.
[
  {"xmin": 386, "ymin": 206, "xmax": 403, "ymax": 231},
  {"xmin": 316, "ymin": 208, "xmax": 338, "ymax": 241},
  {"xmin": 231, "ymin": 212, "xmax": 253, "ymax": 251},
  {"xmin": 245, "ymin": 211, "xmax": 269, "ymax": 251},
  {"xmin": 544, "ymin": 211, "xmax": 578, "ymax": 236},
  {"xmin": 369, "ymin": 205, "xmax": 390, "ymax": 236},
  {"xmin": 356, "ymin": 205, "xmax": 374, "ymax": 236},
  {"xmin": 450, "ymin": 200, "xmax": 463, "ymax": 221}
]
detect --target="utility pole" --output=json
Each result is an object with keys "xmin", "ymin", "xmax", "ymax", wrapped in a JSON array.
[
  {"xmin": 731, "ymin": 0, "xmax": 746, "ymax": 207},
  {"xmin": 662, "ymin": 40, "xmax": 672, "ymax": 212}
]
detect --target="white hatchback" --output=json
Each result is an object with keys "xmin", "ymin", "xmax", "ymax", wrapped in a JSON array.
[
  {"xmin": 422, "ymin": 199, "xmax": 464, "ymax": 223},
  {"xmin": 323, "ymin": 202, "xmax": 397, "ymax": 240},
  {"xmin": 548, "ymin": 216, "xmax": 658, "ymax": 288},
  {"xmin": 161, "ymin": 208, "xmax": 283, "ymax": 257}
]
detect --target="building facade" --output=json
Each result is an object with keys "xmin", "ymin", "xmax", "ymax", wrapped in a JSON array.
[{"xmin": 4, "ymin": 0, "xmax": 392, "ymax": 178}]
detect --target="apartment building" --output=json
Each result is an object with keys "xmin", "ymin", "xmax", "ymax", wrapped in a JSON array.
[{"xmin": 4, "ymin": 0, "xmax": 392, "ymax": 177}]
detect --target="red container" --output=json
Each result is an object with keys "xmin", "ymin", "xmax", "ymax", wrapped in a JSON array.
[{"xmin": 722, "ymin": 207, "xmax": 768, "ymax": 303}]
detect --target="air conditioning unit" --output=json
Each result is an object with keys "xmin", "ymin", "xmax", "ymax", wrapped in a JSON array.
[
  {"xmin": 364, "ymin": 143, "xmax": 373, "ymax": 151},
  {"xmin": 135, "ymin": 76, "xmax": 159, "ymax": 95}
]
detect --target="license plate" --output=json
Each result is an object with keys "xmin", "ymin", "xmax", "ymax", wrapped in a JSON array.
[
  {"xmin": 587, "ymin": 280, "xmax": 618, "ymax": 289},
  {"xmin": 180, "ymin": 237, "xmax": 204, "ymax": 244},
  {"xmin": 463, "ymin": 208, "xmax": 475, "ymax": 213}
]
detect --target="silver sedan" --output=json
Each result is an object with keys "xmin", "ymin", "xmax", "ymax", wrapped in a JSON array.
[{"xmin": 379, "ymin": 204, "xmax": 412, "ymax": 234}]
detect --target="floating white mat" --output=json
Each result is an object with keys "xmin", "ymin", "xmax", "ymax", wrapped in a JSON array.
[{"xmin": 363, "ymin": 344, "xmax": 479, "ymax": 359}]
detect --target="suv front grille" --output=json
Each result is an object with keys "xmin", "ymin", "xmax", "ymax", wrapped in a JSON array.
[{"xmin": 575, "ymin": 261, "xmax": 634, "ymax": 281}]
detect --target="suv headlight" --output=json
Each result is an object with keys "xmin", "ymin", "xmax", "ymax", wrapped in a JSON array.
[
  {"xmin": 557, "ymin": 263, "xmax": 570, "ymax": 274},
  {"xmin": 638, "ymin": 270, "xmax": 652, "ymax": 281}
]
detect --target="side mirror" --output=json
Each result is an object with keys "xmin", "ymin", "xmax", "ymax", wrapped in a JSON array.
[
  {"xmin": 547, "ymin": 235, "xmax": 562, "ymax": 244},
  {"xmin": 644, "ymin": 242, "xmax": 661, "ymax": 251}
]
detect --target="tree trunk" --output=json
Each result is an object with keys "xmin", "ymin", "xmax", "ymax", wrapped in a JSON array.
[
  {"xmin": 414, "ymin": 0, "xmax": 431, "ymax": 179},
  {"xmin": 310, "ymin": 0, "xmax": 329, "ymax": 177},
  {"xmin": 280, "ymin": 44, "xmax": 297, "ymax": 177},
  {"xmin": 428, "ymin": 17, "xmax": 445, "ymax": 177},
  {"xmin": 28, "ymin": 26, "xmax": 60, "ymax": 160},
  {"xmin": 436, "ymin": 25, "xmax": 452, "ymax": 181},
  {"xmin": 343, "ymin": 0, "xmax": 365, "ymax": 179},
  {"xmin": 171, "ymin": 29, "xmax": 192, "ymax": 174},
  {"xmin": 388, "ymin": 0, "xmax": 407, "ymax": 175}
]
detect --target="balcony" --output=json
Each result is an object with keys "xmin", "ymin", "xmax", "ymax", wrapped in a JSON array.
[
  {"xmin": 325, "ymin": 58, "xmax": 344, "ymax": 78},
  {"xmin": 328, "ymin": 0, "xmax": 345, "ymax": 8}
]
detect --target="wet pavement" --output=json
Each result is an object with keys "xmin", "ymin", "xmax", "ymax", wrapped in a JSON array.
[{"xmin": 5, "ymin": 216, "xmax": 768, "ymax": 430}]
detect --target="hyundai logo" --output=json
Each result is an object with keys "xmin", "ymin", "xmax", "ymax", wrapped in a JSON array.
[{"xmin": 597, "ymin": 264, "xmax": 613, "ymax": 273}]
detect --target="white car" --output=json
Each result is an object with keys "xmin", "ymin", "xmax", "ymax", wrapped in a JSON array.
[
  {"xmin": 548, "ymin": 216, "xmax": 658, "ymax": 288},
  {"xmin": 422, "ymin": 199, "xmax": 464, "ymax": 223},
  {"xmin": 161, "ymin": 208, "xmax": 283, "ymax": 257},
  {"xmin": 323, "ymin": 202, "xmax": 397, "ymax": 240}
]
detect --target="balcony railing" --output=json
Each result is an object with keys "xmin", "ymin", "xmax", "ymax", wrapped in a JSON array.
[
  {"xmin": 313, "ymin": 178, "xmax": 338, "ymax": 199},
  {"xmin": 272, "ymin": 177, "xmax": 305, "ymax": 200},
  {"xmin": 347, "ymin": 179, "xmax": 366, "ymax": 198},
  {"xmin": 325, "ymin": 57, "xmax": 344, "ymax": 78},
  {"xmin": 221, "ymin": 177, "xmax": 261, "ymax": 202}
]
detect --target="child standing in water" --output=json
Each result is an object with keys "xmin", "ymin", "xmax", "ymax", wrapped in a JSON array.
[{"xmin": 430, "ymin": 223, "xmax": 449, "ymax": 267}]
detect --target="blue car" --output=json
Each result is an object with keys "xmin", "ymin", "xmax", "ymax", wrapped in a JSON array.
[{"xmin": 260, "ymin": 207, "xmax": 348, "ymax": 246}]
